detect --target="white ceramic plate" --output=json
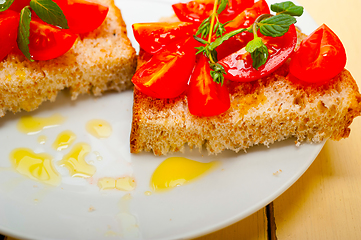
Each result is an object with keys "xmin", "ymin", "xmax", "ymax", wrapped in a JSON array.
[{"xmin": 0, "ymin": 1, "xmax": 322, "ymax": 239}]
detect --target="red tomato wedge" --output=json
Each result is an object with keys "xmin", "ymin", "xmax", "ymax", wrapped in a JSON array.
[
  {"xmin": 216, "ymin": 0, "xmax": 269, "ymax": 61},
  {"xmin": 0, "ymin": 10, "xmax": 20, "ymax": 62},
  {"xmin": 187, "ymin": 55, "xmax": 230, "ymax": 117},
  {"xmin": 172, "ymin": 0, "xmax": 253, "ymax": 23},
  {"xmin": 132, "ymin": 22, "xmax": 196, "ymax": 54},
  {"xmin": 225, "ymin": 0, "xmax": 270, "ymax": 31},
  {"xmin": 218, "ymin": 0, "xmax": 254, "ymax": 23},
  {"xmin": 132, "ymin": 37, "xmax": 197, "ymax": 99},
  {"xmin": 29, "ymin": 17, "xmax": 78, "ymax": 60},
  {"xmin": 218, "ymin": 24, "xmax": 297, "ymax": 82},
  {"xmin": 289, "ymin": 24, "xmax": 346, "ymax": 83},
  {"xmin": 52, "ymin": 0, "xmax": 109, "ymax": 34},
  {"xmin": 8, "ymin": 0, "xmax": 30, "ymax": 12}
]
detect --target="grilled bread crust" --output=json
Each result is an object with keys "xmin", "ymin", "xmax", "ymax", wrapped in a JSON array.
[
  {"xmin": 0, "ymin": 0, "xmax": 137, "ymax": 117},
  {"xmin": 130, "ymin": 28, "xmax": 361, "ymax": 156}
]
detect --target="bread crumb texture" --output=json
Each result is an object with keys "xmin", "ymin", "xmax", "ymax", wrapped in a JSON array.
[
  {"xmin": 0, "ymin": 0, "xmax": 137, "ymax": 117},
  {"xmin": 131, "ymin": 54, "xmax": 361, "ymax": 156}
]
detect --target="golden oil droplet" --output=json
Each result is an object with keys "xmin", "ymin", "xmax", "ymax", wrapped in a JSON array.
[
  {"xmin": 37, "ymin": 135, "xmax": 47, "ymax": 145},
  {"xmin": 9, "ymin": 148, "xmax": 61, "ymax": 186},
  {"xmin": 150, "ymin": 157, "xmax": 219, "ymax": 192},
  {"xmin": 52, "ymin": 130, "xmax": 76, "ymax": 151},
  {"xmin": 144, "ymin": 191, "xmax": 152, "ymax": 196},
  {"xmin": 98, "ymin": 178, "xmax": 116, "ymax": 190},
  {"xmin": 86, "ymin": 119, "xmax": 112, "ymax": 139},
  {"xmin": 17, "ymin": 114, "xmax": 66, "ymax": 135},
  {"xmin": 93, "ymin": 151, "xmax": 103, "ymax": 161},
  {"xmin": 116, "ymin": 177, "xmax": 136, "ymax": 191},
  {"xmin": 58, "ymin": 143, "xmax": 96, "ymax": 178}
]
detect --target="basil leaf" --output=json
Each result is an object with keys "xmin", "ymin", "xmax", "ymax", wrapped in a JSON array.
[
  {"xmin": 17, "ymin": 6, "xmax": 33, "ymax": 61},
  {"xmin": 246, "ymin": 37, "xmax": 269, "ymax": 70},
  {"xmin": 209, "ymin": 27, "xmax": 247, "ymax": 51},
  {"xmin": 30, "ymin": 0, "xmax": 68, "ymax": 29},
  {"xmin": 0, "ymin": 0, "xmax": 15, "ymax": 12},
  {"xmin": 217, "ymin": 0, "xmax": 228, "ymax": 15},
  {"xmin": 258, "ymin": 14, "xmax": 296, "ymax": 37},
  {"xmin": 271, "ymin": 1, "xmax": 304, "ymax": 17},
  {"xmin": 245, "ymin": 37, "xmax": 263, "ymax": 53}
]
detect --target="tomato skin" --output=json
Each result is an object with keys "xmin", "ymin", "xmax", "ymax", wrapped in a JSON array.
[
  {"xmin": 29, "ymin": 17, "xmax": 78, "ymax": 60},
  {"xmin": 132, "ymin": 37, "xmax": 197, "ymax": 99},
  {"xmin": 0, "ymin": 10, "xmax": 20, "ymax": 62},
  {"xmin": 8, "ymin": 0, "xmax": 30, "ymax": 12},
  {"xmin": 187, "ymin": 55, "xmax": 230, "ymax": 117},
  {"xmin": 218, "ymin": 24, "xmax": 297, "ymax": 82},
  {"xmin": 225, "ymin": 0, "xmax": 270, "ymax": 31},
  {"xmin": 218, "ymin": 0, "xmax": 254, "ymax": 23},
  {"xmin": 52, "ymin": 0, "xmax": 109, "ymax": 34},
  {"xmin": 289, "ymin": 24, "xmax": 346, "ymax": 83},
  {"xmin": 132, "ymin": 22, "xmax": 196, "ymax": 54},
  {"xmin": 215, "ymin": 0, "xmax": 270, "ymax": 60},
  {"xmin": 172, "ymin": 0, "xmax": 253, "ymax": 23},
  {"xmin": 172, "ymin": 1, "xmax": 213, "ymax": 23}
]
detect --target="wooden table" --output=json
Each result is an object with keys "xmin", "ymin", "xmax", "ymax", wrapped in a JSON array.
[{"xmin": 2, "ymin": 0, "xmax": 361, "ymax": 239}]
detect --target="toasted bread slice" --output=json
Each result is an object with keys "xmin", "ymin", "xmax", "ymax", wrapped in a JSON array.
[
  {"xmin": 130, "ymin": 31, "xmax": 361, "ymax": 156},
  {"xmin": 0, "ymin": 0, "xmax": 136, "ymax": 117}
]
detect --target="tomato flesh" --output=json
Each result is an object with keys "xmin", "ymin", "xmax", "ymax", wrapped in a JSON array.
[
  {"xmin": 172, "ymin": 0, "xmax": 253, "ymax": 23},
  {"xmin": 218, "ymin": 24, "xmax": 297, "ymax": 82},
  {"xmin": 132, "ymin": 37, "xmax": 197, "ymax": 99},
  {"xmin": 0, "ymin": 10, "xmax": 20, "ymax": 62},
  {"xmin": 52, "ymin": 0, "xmax": 109, "ymax": 34},
  {"xmin": 289, "ymin": 24, "xmax": 346, "ymax": 83},
  {"xmin": 29, "ymin": 17, "xmax": 78, "ymax": 60},
  {"xmin": 225, "ymin": 0, "xmax": 270, "ymax": 31},
  {"xmin": 187, "ymin": 55, "xmax": 230, "ymax": 117},
  {"xmin": 132, "ymin": 22, "xmax": 196, "ymax": 54},
  {"xmin": 8, "ymin": 0, "xmax": 30, "ymax": 12}
]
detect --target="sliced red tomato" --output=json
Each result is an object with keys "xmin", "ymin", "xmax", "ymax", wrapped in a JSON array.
[
  {"xmin": 0, "ymin": 10, "xmax": 20, "ymax": 62},
  {"xmin": 225, "ymin": 0, "xmax": 270, "ymax": 31},
  {"xmin": 172, "ymin": 0, "xmax": 253, "ymax": 23},
  {"xmin": 187, "ymin": 55, "xmax": 230, "ymax": 117},
  {"xmin": 8, "ymin": 0, "xmax": 30, "ymax": 12},
  {"xmin": 52, "ymin": 0, "xmax": 108, "ymax": 34},
  {"xmin": 132, "ymin": 37, "xmax": 197, "ymax": 99},
  {"xmin": 29, "ymin": 17, "xmax": 78, "ymax": 60},
  {"xmin": 289, "ymin": 24, "xmax": 346, "ymax": 83},
  {"xmin": 218, "ymin": 0, "xmax": 254, "ymax": 23},
  {"xmin": 132, "ymin": 22, "xmax": 196, "ymax": 54},
  {"xmin": 218, "ymin": 24, "xmax": 297, "ymax": 82},
  {"xmin": 215, "ymin": 0, "xmax": 269, "ymax": 60}
]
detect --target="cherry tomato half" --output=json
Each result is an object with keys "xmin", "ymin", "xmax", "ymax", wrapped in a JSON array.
[
  {"xmin": 0, "ymin": 10, "xmax": 20, "ymax": 62},
  {"xmin": 187, "ymin": 55, "xmax": 230, "ymax": 117},
  {"xmin": 218, "ymin": 0, "xmax": 254, "ymax": 23},
  {"xmin": 216, "ymin": 0, "xmax": 270, "ymax": 60},
  {"xmin": 289, "ymin": 24, "xmax": 346, "ymax": 83},
  {"xmin": 218, "ymin": 24, "xmax": 297, "ymax": 82},
  {"xmin": 172, "ymin": 0, "xmax": 253, "ymax": 23},
  {"xmin": 132, "ymin": 22, "xmax": 196, "ymax": 54},
  {"xmin": 132, "ymin": 37, "xmax": 197, "ymax": 99},
  {"xmin": 225, "ymin": 0, "xmax": 270, "ymax": 31},
  {"xmin": 52, "ymin": 0, "xmax": 109, "ymax": 34},
  {"xmin": 29, "ymin": 17, "xmax": 78, "ymax": 60}
]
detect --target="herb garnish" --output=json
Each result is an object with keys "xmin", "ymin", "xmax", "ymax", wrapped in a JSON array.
[
  {"xmin": 194, "ymin": 0, "xmax": 303, "ymax": 83},
  {"xmin": 2, "ymin": 0, "xmax": 68, "ymax": 61}
]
